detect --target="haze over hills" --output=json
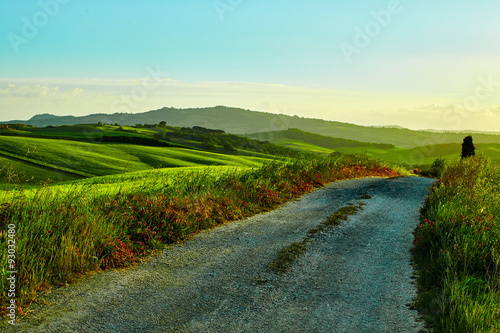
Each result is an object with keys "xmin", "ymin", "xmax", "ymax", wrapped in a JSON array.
[{"xmin": 3, "ymin": 106, "xmax": 500, "ymax": 149}]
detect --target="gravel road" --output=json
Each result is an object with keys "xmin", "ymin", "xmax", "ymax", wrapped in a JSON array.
[{"xmin": 6, "ymin": 176, "xmax": 434, "ymax": 332}]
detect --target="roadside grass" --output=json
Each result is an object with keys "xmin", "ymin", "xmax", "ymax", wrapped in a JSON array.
[
  {"xmin": 0, "ymin": 153, "xmax": 398, "ymax": 317},
  {"xmin": 412, "ymin": 155, "xmax": 500, "ymax": 332}
]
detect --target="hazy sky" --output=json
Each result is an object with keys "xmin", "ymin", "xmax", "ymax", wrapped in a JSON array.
[{"xmin": 1, "ymin": 0, "xmax": 500, "ymax": 131}]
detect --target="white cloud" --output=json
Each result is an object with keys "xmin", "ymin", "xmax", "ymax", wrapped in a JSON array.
[
  {"xmin": 0, "ymin": 83, "xmax": 85, "ymax": 100},
  {"xmin": 0, "ymin": 84, "xmax": 51, "ymax": 98},
  {"xmin": 72, "ymin": 88, "xmax": 84, "ymax": 96}
]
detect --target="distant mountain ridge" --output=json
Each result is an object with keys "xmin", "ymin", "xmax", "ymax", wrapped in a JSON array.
[{"xmin": 3, "ymin": 106, "xmax": 499, "ymax": 148}]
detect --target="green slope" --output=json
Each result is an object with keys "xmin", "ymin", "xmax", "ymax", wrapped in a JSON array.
[
  {"xmin": 34, "ymin": 166, "xmax": 246, "ymax": 197},
  {"xmin": 335, "ymin": 143, "xmax": 500, "ymax": 165},
  {"xmin": 0, "ymin": 155, "xmax": 83, "ymax": 184},
  {"xmin": 246, "ymin": 128, "xmax": 394, "ymax": 151},
  {"xmin": 244, "ymin": 128, "xmax": 500, "ymax": 166},
  {"xmin": 0, "ymin": 122, "xmax": 301, "ymax": 158},
  {"xmin": 0, "ymin": 136, "xmax": 270, "ymax": 184}
]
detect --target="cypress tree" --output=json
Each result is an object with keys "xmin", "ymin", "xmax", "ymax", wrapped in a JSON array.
[{"xmin": 461, "ymin": 136, "xmax": 475, "ymax": 159}]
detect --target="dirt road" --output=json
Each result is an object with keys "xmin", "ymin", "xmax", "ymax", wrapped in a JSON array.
[{"xmin": 7, "ymin": 176, "xmax": 434, "ymax": 332}]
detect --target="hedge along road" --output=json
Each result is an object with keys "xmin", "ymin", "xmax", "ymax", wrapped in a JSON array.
[{"xmin": 8, "ymin": 176, "xmax": 434, "ymax": 332}]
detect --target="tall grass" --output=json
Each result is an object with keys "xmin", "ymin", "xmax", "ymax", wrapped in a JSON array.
[
  {"xmin": 412, "ymin": 156, "xmax": 500, "ymax": 332},
  {"xmin": 0, "ymin": 153, "xmax": 398, "ymax": 316}
]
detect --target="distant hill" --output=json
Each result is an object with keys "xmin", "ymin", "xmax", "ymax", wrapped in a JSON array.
[
  {"xmin": 245, "ymin": 128, "xmax": 395, "ymax": 151},
  {"xmin": 245, "ymin": 128, "xmax": 500, "ymax": 165},
  {"xmin": 3, "ymin": 106, "xmax": 500, "ymax": 148}
]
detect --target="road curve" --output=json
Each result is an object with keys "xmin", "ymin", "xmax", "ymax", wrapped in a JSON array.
[{"xmin": 7, "ymin": 176, "xmax": 434, "ymax": 332}]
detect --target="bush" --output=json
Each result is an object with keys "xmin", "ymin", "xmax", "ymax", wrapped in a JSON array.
[
  {"xmin": 202, "ymin": 139, "xmax": 216, "ymax": 151},
  {"xmin": 153, "ymin": 133, "xmax": 166, "ymax": 140},
  {"xmin": 429, "ymin": 157, "xmax": 446, "ymax": 178}
]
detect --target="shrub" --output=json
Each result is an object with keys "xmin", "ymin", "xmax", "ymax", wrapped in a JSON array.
[{"xmin": 429, "ymin": 157, "xmax": 446, "ymax": 178}]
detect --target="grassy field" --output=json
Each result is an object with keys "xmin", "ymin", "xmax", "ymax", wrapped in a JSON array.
[
  {"xmin": 1, "ymin": 122, "xmax": 302, "ymax": 159},
  {"xmin": 0, "ymin": 154, "xmax": 398, "ymax": 316},
  {"xmin": 6, "ymin": 166, "xmax": 247, "ymax": 200},
  {"xmin": 0, "ymin": 135, "xmax": 271, "ymax": 184},
  {"xmin": 0, "ymin": 155, "xmax": 82, "ymax": 185},
  {"xmin": 412, "ymin": 156, "xmax": 500, "ymax": 332},
  {"xmin": 246, "ymin": 128, "xmax": 500, "ymax": 167},
  {"xmin": 336, "ymin": 143, "xmax": 500, "ymax": 166},
  {"xmin": 248, "ymin": 129, "xmax": 500, "ymax": 169},
  {"xmin": 3, "ymin": 125, "xmax": 499, "ymax": 186}
]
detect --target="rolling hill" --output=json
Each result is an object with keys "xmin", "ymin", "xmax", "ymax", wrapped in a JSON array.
[
  {"xmin": 245, "ymin": 128, "xmax": 500, "ymax": 166},
  {"xmin": 0, "ymin": 135, "xmax": 271, "ymax": 185},
  {"xmin": 3, "ymin": 106, "xmax": 500, "ymax": 149},
  {"xmin": 1, "ymin": 111, "xmax": 499, "ymax": 186}
]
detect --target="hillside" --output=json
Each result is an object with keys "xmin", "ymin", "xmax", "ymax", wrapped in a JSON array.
[
  {"xmin": 0, "ymin": 135, "xmax": 272, "ymax": 185},
  {"xmin": 246, "ymin": 128, "xmax": 500, "ymax": 166},
  {"xmin": 0, "ymin": 122, "xmax": 300, "ymax": 158},
  {"xmin": 3, "ymin": 106, "xmax": 500, "ymax": 149},
  {"xmin": 246, "ymin": 128, "xmax": 394, "ymax": 152}
]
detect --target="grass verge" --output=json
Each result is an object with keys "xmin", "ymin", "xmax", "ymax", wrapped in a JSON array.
[{"xmin": 412, "ymin": 155, "xmax": 500, "ymax": 332}]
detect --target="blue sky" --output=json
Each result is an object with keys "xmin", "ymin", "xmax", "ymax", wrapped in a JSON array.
[{"xmin": 1, "ymin": 0, "xmax": 500, "ymax": 131}]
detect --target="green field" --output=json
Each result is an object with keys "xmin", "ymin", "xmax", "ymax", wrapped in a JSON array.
[
  {"xmin": 2, "ymin": 124, "xmax": 499, "ymax": 187},
  {"xmin": 2, "ymin": 124, "xmax": 499, "ymax": 189},
  {"xmin": 0, "ymin": 135, "xmax": 271, "ymax": 185},
  {"xmin": 246, "ymin": 128, "xmax": 500, "ymax": 167},
  {"xmin": 335, "ymin": 143, "xmax": 500, "ymax": 166}
]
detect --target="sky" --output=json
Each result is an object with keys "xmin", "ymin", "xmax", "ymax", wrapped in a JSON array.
[{"xmin": 1, "ymin": 0, "xmax": 500, "ymax": 131}]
